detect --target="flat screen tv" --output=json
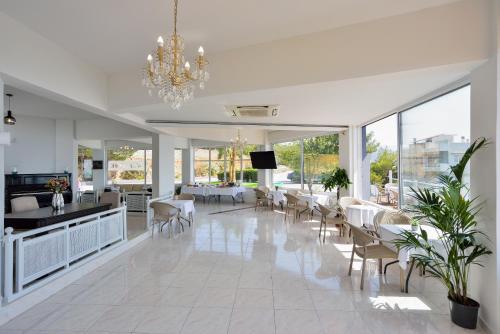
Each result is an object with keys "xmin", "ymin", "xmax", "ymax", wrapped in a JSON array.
[
  {"xmin": 92, "ymin": 160, "xmax": 103, "ymax": 170},
  {"xmin": 250, "ymin": 151, "xmax": 277, "ymax": 169}
]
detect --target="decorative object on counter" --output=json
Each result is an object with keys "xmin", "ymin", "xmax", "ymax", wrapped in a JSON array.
[
  {"xmin": 46, "ymin": 177, "xmax": 69, "ymax": 210},
  {"xmin": 322, "ymin": 167, "xmax": 351, "ymax": 202},
  {"xmin": 4, "ymin": 93, "xmax": 16, "ymax": 125},
  {"xmin": 11, "ymin": 167, "xmax": 18, "ymax": 175},
  {"xmin": 395, "ymin": 138, "xmax": 491, "ymax": 330}
]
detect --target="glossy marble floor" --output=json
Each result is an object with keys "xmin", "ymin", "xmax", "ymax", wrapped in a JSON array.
[{"xmin": 0, "ymin": 202, "xmax": 483, "ymax": 334}]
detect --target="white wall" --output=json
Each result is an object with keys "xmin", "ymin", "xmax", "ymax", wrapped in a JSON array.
[
  {"xmin": 152, "ymin": 134, "xmax": 175, "ymax": 197},
  {"xmin": 5, "ymin": 115, "xmax": 57, "ymax": 173},
  {"xmin": 470, "ymin": 58, "xmax": 499, "ymax": 333}
]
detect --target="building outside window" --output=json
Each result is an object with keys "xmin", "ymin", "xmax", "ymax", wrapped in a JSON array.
[{"xmin": 400, "ymin": 85, "xmax": 470, "ymax": 206}]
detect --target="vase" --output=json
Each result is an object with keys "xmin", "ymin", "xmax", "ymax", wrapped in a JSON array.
[
  {"xmin": 449, "ymin": 296, "xmax": 480, "ymax": 329},
  {"xmin": 52, "ymin": 193, "xmax": 64, "ymax": 210}
]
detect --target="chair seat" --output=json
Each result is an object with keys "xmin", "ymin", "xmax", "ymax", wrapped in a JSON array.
[{"xmin": 354, "ymin": 244, "xmax": 397, "ymax": 259}]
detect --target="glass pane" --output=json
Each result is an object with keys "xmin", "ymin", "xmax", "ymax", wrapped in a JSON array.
[
  {"xmin": 400, "ymin": 86, "xmax": 470, "ymax": 206},
  {"xmin": 273, "ymin": 141, "xmax": 301, "ymax": 190},
  {"xmin": 194, "ymin": 148, "xmax": 210, "ymax": 183},
  {"xmin": 361, "ymin": 115, "xmax": 398, "ymax": 206},
  {"xmin": 303, "ymin": 134, "xmax": 339, "ymax": 192},
  {"xmin": 145, "ymin": 150, "xmax": 152, "ymax": 185},
  {"xmin": 175, "ymin": 149, "xmax": 183, "ymax": 184},
  {"xmin": 210, "ymin": 148, "xmax": 225, "ymax": 184},
  {"xmin": 107, "ymin": 148, "xmax": 146, "ymax": 187}
]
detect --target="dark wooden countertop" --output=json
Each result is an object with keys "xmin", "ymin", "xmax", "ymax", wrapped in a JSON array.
[{"xmin": 5, "ymin": 203, "xmax": 112, "ymax": 230}]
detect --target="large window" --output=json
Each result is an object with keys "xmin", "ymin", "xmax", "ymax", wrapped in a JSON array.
[
  {"xmin": 273, "ymin": 134, "xmax": 339, "ymax": 191},
  {"xmin": 194, "ymin": 148, "xmax": 210, "ymax": 183},
  {"xmin": 400, "ymin": 86, "xmax": 470, "ymax": 206},
  {"xmin": 273, "ymin": 141, "xmax": 302, "ymax": 189},
  {"xmin": 107, "ymin": 147, "xmax": 152, "ymax": 186},
  {"xmin": 304, "ymin": 134, "xmax": 339, "ymax": 192},
  {"xmin": 361, "ymin": 115, "xmax": 398, "ymax": 205}
]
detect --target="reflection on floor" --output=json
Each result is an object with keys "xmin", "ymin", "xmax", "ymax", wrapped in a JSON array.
[
  {"xmin": 0, "ymin": 202, "xmax": 483, "ymax": 334},
  {"xmin": 127, "ymin": 213, "xmax": 147, "ymax": 239}
]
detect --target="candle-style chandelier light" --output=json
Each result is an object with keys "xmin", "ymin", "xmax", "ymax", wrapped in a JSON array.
[{"xmin": 142, "ymin": 0, "xmax": 209, "ymax": 110}]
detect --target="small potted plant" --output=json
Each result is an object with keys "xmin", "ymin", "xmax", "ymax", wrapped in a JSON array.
[
  {"xmin": 321, "ymin": 167, "xmax": 351, "ymax": 203},
  {"xmin": 410, "ymin": 218, "xmax": 419, "ymax": 232},
  {"xmin": 395, "ymin": 138, "xmax": 491, "ymax": 329}
]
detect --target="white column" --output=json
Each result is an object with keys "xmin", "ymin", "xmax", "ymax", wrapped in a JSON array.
[
  {"xmin": 55, "ymin": 119, "xmax": 78, "ymax": 201},
  {"xmin": 339, "ymin": 126, "xmax": 362, "ymax": 198},
  {"xmin": 469, "ymin": 57, "xmax": 499, "ymax": 333},
  {"xmin": 152, "ymin": 133, "xmax": 175, "ymax": 197},
  {"xmin": 181, "ymin": 140, "xmax": 194, "ymax": 184},
  {"xmin": 92, "ymin": 143, "xmax": 106, "ymax": 193}
]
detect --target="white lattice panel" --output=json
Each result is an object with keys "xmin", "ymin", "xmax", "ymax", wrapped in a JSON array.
[
  {"xmin": 23, "ymin": 231, "xmax": 66, "ymax": 283},
  {"xmin": 100, "ymin": 214, "xmax": 123, "ymax": 247},
  {"xmin": 69, "ymin": 221, "xmax": 99, "ymax": 261}
]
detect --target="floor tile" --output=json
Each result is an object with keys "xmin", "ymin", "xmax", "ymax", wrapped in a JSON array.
[{"xmin": 228, "ymin": 308, "xmax": 275, "ymax": 334}]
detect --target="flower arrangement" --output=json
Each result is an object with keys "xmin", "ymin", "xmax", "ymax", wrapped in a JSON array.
[{"xmin": 46, "ymin": 178, "xmax": 69, "ymax": 193}]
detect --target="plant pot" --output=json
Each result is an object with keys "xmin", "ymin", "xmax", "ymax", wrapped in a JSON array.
[{"xmin": 448, "ymin": 296, "xmax": 480, "ymax": 329}]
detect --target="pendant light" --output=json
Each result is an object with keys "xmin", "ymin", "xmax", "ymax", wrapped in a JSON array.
[{"xmin": 4, "ymin": 93, "xmax": 16, "ymax": 125}]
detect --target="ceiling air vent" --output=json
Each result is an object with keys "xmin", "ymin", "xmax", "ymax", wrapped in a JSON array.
[{"xmin": 225, "ymin": 105, "xmax": 279, "ymax": 118}]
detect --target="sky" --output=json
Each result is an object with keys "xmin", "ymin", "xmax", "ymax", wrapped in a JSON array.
[{"xmin": 366, "ymin": 85, "xmax": 470, "ymax": 151}]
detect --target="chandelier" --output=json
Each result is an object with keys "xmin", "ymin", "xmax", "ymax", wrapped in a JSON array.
[
  {"xmin": 142, "ymin": 0, "xmax": 209, "ymax": 110},
  {"xmin": 230, "ymin": 129, "xmax": 247, "ymax": 150}
]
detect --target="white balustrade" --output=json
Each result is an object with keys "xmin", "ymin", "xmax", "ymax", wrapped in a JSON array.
[{"xmin": 3, "ymin": 205, "xmax": 127, "ymax": 303}]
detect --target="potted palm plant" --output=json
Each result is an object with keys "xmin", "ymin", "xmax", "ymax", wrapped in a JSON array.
[
  {"xmin": 395, "ymin": 138, "xmax": 491, "ymax": 329},
  {"xmin": 322, "ymin": 167, "xmax": 351, "ymax": 203}
]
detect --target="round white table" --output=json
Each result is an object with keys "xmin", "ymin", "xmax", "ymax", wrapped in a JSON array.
[{"xmin": 345, "ymin": 204, "xmax": 381, "ymax": 228}]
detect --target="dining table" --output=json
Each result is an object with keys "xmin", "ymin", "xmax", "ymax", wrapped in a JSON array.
[
  {"xmin": 269, "ymin": 189, "xmax": 286, "ymax": 208},
  {"xmin": 297, "ymin": 193, "xmax": 331, "ymax": 210},
  {"xmin": 161, "ymin": 199, "xmax": 195, "ymax": 226},
  {"xmin": 379, "ymin": 223, "xmax": 445, "ymax": 292},
  {"xmin": 345, "ymin": 204, "xmax": 382, "ymax": 229}
]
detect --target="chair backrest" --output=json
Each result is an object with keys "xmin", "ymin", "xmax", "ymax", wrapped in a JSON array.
[
  {"xmin": 338, "ymin": 197, "xmax": 361, "ymax": 211},
  {"xmin": 348, "ymin": 222, "xmax": 376, "ymax": 247},
  {"xmin": 373, "ymin": 210, "xmax": 410, "ymax": 233},
  {"xmin": 177, "ymin": 193, "xmax": 195, "ymax": 201},
  {"xmin": 11, "ymin": 196, "xmax": 39, "ymax": 213},
  {"xmin": 284, "ymin": 193, "xmax": 299, "ymax": 205},
  {"xmin": 287, "ymin": 189, "xmax": 299, "ymax": 196},
  {"xmin": 316, "ymin": 203, "xmax": 332, "ymax": 217},
  {"xmin": 99, "ymin": 191, "xmax": 120, "ymax": 209},
  {"xmin": 257, "ymin": 186, "xmax": 270, "ymax": 195},
  {"xmin": 149, "ymin": 201, "xmax": 178, "ymax": 219},
  {"xmin": 255, "ymin": 189, "xmax": 267, "ymax": 199}
]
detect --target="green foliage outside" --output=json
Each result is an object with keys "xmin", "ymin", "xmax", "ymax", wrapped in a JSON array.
[
  {"xmin": 217, "ymin": 168, "xmax": 258, "ymax": 182},
  {"xmin": 366, "ymin": 131, "xmax": 397, "ymax": 186},
  {"xmin": 120, "ymin": 170, "xmax": 145, "ymax": 180},
  {"xmin": 107, "ymin": 148, "xmax": 136, "ymax": 161},
  {"xmin": 370, "ymin": 149, "xmax": 398, "ymax": 185}
]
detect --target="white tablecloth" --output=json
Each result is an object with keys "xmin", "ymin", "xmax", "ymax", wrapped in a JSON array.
[
  {"xmin": 162, "ymin": 199, "xmax": 195, "ymax": 218},
  {"xmin": 269, "ymin": 190, "xmax": 286, "ymax": 206},
  {"xmin": 207, "ymin": 186, "xmax": 246, "ymax": 197},
  {"xmin": 298, "ymin": 193, "xmax": 330, "ymax": 209},
  {"xmin": 345, "ymin": 204, "xmax": 382, "ymax": 228},
  {"xmin": 181, "ymin": 186, "xmax": 208, "ymax": 196},
  {"xmin": 379, "ymin": 224, "xmax": 444, "ymax": 270}
]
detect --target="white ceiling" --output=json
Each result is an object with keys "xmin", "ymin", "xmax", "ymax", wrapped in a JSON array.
[
  {"xmin": 4, "ymin": 86, "xmax": 104, "ymax": 120},
  {"xmin": 0, "ymin": 0, "xmax": 461, "ymax": 72},
  {"xmin": 118, "ymin": 61, "xmax": 478, "ymax": 128}
]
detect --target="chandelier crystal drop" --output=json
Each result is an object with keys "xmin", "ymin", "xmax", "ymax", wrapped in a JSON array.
[{"xmin": 142, "ymin": 0, "xmax": 209, "ymax": 110}]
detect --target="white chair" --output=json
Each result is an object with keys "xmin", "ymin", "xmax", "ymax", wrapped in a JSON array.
[{"xmin": 11, "ymin": 196, "xmax": 39, "ymax": 213}]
